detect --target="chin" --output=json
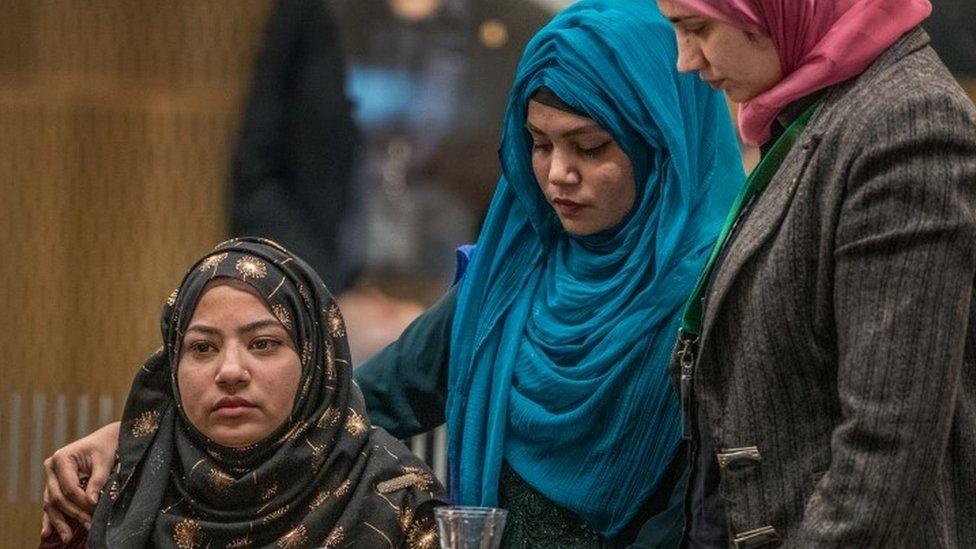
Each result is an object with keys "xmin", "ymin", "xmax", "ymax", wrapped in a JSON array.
[
  {"xmin": 561, "ymin": 222, "xmax": 600, "ymax": 237},
  {"xmin": 725, "ymin": 87, "xmax": 751, "ymax": 103},
  {"xmin": 209, "ymin": 429, "xmax": 265, "ymax": 448}
]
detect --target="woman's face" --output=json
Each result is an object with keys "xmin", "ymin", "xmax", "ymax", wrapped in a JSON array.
[
  {"xmin": 527, "ymin": 100, "xmax": 636, "ymax": 236},
  {"xmin": 177, "ymin": 281, "xmax": 301, "ymax": 447},
  {"xmin": 657, "ymin": 0, "xmax": 782, "ymax": 103}
]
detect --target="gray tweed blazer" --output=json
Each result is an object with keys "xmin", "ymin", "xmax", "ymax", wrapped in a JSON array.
[{"xmin": 691, "ymin": 28, "xmax": 976, "ymax": 548}]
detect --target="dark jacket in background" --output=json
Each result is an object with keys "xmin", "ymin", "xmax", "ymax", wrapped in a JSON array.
[{"xmin": 231, "ymin": 0, "xmax": 358, "ymax": 292}]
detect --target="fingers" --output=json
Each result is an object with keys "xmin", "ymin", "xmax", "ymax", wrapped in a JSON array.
[
  {"xmin": 43, "ymin": 454, "xmax": 93, "ymax": 525},
  {"xmin": 41, "ymin": 484, "xmax": 74, "ymax": 543},
  {"xmin": 40, "ymin": 507, "xmax": 51, "ymax": 538},
  {"xmin": 85, "ymin": 455, "xmax": 112, "ymax": 508}
]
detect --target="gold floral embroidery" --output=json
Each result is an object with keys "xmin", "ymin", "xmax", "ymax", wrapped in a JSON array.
[
  {"xmin": 166, "ymin": 288, "xmax": 179, "ymax": 306},
  {"xmin": 308, "ymin": 479, "xmax": 351, "ymax": 511},
  {"xmin": 333, "ymin": 479, "xmax": 352, "ymax": 498},
  {"xmin": 256, "ymin": 237, "xmax": 288, "ymax": 252},
  {"xmin": 283, "ymin": 420, "xmax": 310, "ymax": 441},
  {"xmin": 323, "ymin": 526, "xmax": 345, "ymax": 548},
  {"xmin": 214, "ymin": 238, "xmax": 241, "ymax": 248},
  {"xmin": 263, "ymin": 482, "xmax": 280, "ymax": 502},
  {"xmin": 407, "ymin": 516, "xmax": 439, "ymax": 549},
  {"xmin": 377, "ymin": 471, "xmax": 430, "ymax": 494},
  {"xmin": 398, "ymin": 506, "xmax": 415, "ymax": 533},
  {"xmin": 206, "ymin": 467, "xmax": 234, "ymax": 493},
  {"xmin": 324, "ymin": 340, "xmax": 336, "ymax": 379},
  {"xmin": 198, "ymin": 252, "xmax": 229, "ymax": 273},
  {"xmin": 107, "ymin": 479, "xmax": 121, "ymax": 501},
  {"xmin": 400, "ymin": 467, "xmax": 435, "ymax": 491},
  {"xmin": 301, "ymin": 340, "xmax": 312, "ymax": 367},
  {"xmin": 173, "ymin": 519, "xmax": 202, "ymax": 549},
  {"xmin": 308, "ymin": 489, "xmax": 330, "ymax": 511},
  {"xmin": 230, "ymin": 441, "xmax": 259, "ymax": 453},
  {"xmin": 277, "ymin": 525, "xmax": 308, "ymax": 549},
  {"xmin": 326, "ymin": 302, "xmax": 346, "ymax": 339},
  {"xmin": 317, "ymin": 406, "xmax": 341, "ymax": 428},
  {"xmin": 298, "ymin": 284, "xmax": 312, "ymax": 306},
  {"xmin": 344, "ymin": 408, "xmax": 368, "ymax": 436},
  {"xmin": 307, "ymin": 438, "xmax": 325, "ymax": 473},
  {"xmin": 131, "ymin": 410, "xmax": 160, "ymax": 437},
  {"xmin": 235, "ymin": 255, "xmax": 268, "ymax": 280},
  {"xmin": 226, "ymin": 535, "xmax": 253, "ymax": 548},
  {"xmin": 263, "ymin": 505, "xmax": 290, "ymax": 524},
  {"xmin": 272, "ymin": 303, "xmax": 292, "ymax": 330}
]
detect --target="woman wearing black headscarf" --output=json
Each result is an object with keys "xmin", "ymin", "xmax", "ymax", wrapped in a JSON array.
[{"xmin": 50, "ymin": 238, "xmax": 443, "ymax": 548}]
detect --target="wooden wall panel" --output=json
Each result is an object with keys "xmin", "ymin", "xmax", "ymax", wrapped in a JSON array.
[{"xmin": 0, "ymin": 0, "xmax": 272, "ymax": 543}]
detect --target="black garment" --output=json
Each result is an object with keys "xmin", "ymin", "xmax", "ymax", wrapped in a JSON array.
[
  {"xmin": 499, "ymin": 456, "xmax": 687, "ymax": 549},
  {"xmin": 90, "ymin": 238, "xmax": 444, "ymax": 548},
  {"xmin": 355, "ymin": 286, "xmax": 688, "ymax": 548},
  {"xmin": 230, "ymin": 0, "xmax": 359, "ymax": 292}
]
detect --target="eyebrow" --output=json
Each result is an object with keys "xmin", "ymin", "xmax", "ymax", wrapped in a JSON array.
[
  {"xmin": 185, "ymin": 318, "xmax": 284, "ymax": 336},
  {"xmin": 667, "ymin": 14, "xmax": 705, "ymax": 24},
  {"xmin": 525, "ymin": 121, "xmax": 608, "ymax": 139}
]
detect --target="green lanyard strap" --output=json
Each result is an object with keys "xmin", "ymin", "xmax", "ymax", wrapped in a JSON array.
[{"xmin": 679, "ymin": 99, "xmax": 823, "ymax": 336}]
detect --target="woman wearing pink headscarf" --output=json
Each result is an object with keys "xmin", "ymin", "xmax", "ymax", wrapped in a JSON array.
[{"xmin": 656, "ymin": 0, "xmax": 976, "ymax": 547}]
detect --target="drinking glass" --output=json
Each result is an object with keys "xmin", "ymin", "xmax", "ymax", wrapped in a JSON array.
[{"xmin": 434, "ymin": 506, "xmax": 508, "ymax": 549}]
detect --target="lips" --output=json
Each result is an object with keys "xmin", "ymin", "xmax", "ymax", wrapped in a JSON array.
[
  {"xmin": 552, "ymin": 197, "xmax": 585, "ymax": 216},
  {"xmin": 213, "ymin": 396, "xmax": 255, "ymax": 417}
]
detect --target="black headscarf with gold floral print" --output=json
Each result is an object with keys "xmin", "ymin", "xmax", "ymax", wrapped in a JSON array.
[{"xmin": 89, "ymin": 237, "xmax": 444, "ymax": 548}]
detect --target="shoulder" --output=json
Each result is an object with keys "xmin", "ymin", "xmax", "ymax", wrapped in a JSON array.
[{"xmin": 814, "ymin": 27, "xmax": 976, "ymax": 150}]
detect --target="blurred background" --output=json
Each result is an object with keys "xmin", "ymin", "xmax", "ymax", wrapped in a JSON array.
[{"xmin": 0, "ymin": 0, "xmax": 972, "ymax": 543}]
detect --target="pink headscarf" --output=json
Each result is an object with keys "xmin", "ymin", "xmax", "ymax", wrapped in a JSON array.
[{"xmin": 674, "ymin": 0, "xmax": 931, "ymax": 145}]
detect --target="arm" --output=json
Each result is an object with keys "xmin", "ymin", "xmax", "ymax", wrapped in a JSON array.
[
  {"xmin": 41, "ymin": 421, "xmax": 120, "ymax": 543},
  {"xmin": 792, "ymin": 91, "xmax": 976, "ymax": 545},
  {"xmin": 356, "ymin": 286, "xmax": 457, "ymax": 439}
]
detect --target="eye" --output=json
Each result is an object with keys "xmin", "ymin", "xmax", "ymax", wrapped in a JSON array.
[
  {"xmin": 250, "ymin": 337, "xmax": 282, "ymax": 352},
  {"xmin": 682, "ymin": 23, "xmax": 709, "ymax": 36},
  {"xmin": 531, "ymin": 141, "xmax": 552, "ymax": 153},
  {"xmin": 187, "ymin": 340, "xmax": 217, "ymax": 355},
  {"xmin": 577, "ymin": 141, "xmax": 610, "ymax": 157}
]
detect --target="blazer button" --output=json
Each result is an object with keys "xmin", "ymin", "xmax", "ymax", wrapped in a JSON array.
[
  {"xmin": 716, "ymin": 446, "xmax": 761, "ymax": 469},
  {"xmin": 732, "ymin": 525, "xmax": 781, "ymax": 548}
]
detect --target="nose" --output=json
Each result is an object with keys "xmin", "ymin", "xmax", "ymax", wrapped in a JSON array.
[
  {"xmin": 675, "ymin": 35, "xmax": 704, "ymax": 73},
  {"xmin": 547, "ymin": 148, "xmax": 580, "ymax": 187},
  {"xmin": 214, "ymin": 344, "xmax": 250, "ymax": 388}
]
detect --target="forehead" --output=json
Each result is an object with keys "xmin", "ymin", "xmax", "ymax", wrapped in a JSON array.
[
  {"xmin": 656, "ymin": 0, "xmax": 701, "ymax": 20},
  {"xmin": 193, "ymin": 280, "xmax": 273, "ymax": 319},
  {"xmin": 525, "ymin": 100, "xmax": 603, "ymax": 134}
]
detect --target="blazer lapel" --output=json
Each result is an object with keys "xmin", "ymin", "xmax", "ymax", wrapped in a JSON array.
[{"xmin": 700, "ymin": 131, "xmax": 822, "ymax": 346}]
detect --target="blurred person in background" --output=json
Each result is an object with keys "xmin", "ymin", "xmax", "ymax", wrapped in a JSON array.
[
  {"xmin": 231, "ymin": 0, "xmax": 552, "ymax": 363},
  {"xmin": 42, "ymin": 1, "xmax": 745, "ymax": 546},
  {"xmin": 657, "ymin": 0, "xmax": 976, "ymax": 546},
  {"xmin": 230, "ymin": 0, "xmax": 359, "ymax": 294},
  {"xmin": 337, "ymin": 0, "xmax": 487, "ymax": 295}
]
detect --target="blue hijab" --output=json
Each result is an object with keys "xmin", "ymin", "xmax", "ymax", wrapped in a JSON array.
[{"xmin": 446, "ymin": 0, "xmax": 743, "ymax": 536}]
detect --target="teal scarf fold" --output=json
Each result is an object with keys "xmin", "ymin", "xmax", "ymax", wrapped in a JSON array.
[{"xmin": 446, "ymin": 0, "xmax": 744, "ymax": 536}]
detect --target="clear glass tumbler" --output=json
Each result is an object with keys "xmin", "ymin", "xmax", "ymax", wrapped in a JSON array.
[{"xmin": 434, "ymin": 506, "xmax": 508, "ymax": 549}]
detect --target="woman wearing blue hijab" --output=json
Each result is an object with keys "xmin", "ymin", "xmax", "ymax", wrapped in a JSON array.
[
  {"xmin": 41, "ymin": 0, "xmax": 742, "ymax": 546},
  {"xmin": 445, "ymin": 0, "xmax": 742, "ymax": 543}
]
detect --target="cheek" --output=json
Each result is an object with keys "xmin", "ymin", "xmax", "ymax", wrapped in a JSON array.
[
  {"xmin": 597, "ymin": 160, "xmax": 636, "ymax": 213},
  {"xmin": 613, "ymin": 171, "xmax": 637, "ymax": 215},
  {"xmin": 532, "ymin": 155, "xmax": 548, "ymax": 190},
  {"xmin": 264, "ymin": 358, "xmax": 302, "ymax": 414},
  {"xmin": 177, "ymin": 363, "xmax": 208, "ymax": 421}
]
